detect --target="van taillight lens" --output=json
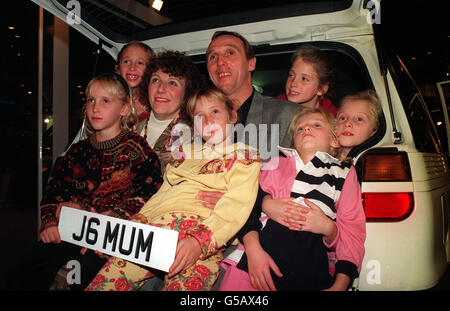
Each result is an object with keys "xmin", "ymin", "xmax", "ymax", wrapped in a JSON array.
[
  {"xmin": 362, "ymin": 152, "xmax": 411, "ymax": 181},
  {"xmin": 360, "ymin": 151, "xmax": 414, "ymax": 222},
  {"xmin": 363, "ymin": 192, "xmax": 414, "ymax": 222}
]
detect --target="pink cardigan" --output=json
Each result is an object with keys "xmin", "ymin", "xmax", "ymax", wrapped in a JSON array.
[{"xmin": 260, "ymin": 156, "xmax": 366, "ymax": 276}]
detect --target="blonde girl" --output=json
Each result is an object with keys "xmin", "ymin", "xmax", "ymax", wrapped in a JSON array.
[
  {"xmin": 220, "ymin": 107, "xmax": 365, "ymax": 291},
  {"xmin": 336, "ymin": 90, "xmax": 383, "ymax": 159},
  {"xmin": 83, "ymin": 72, "xmax": 138, "ymax": 139},
  {"xmin": 64, "ymin": 41, "xmax": 155, "ymax": 151},
  {"xmin": 257, "ymin": 91, "xmax": 382, "ymax": 290},
  {"xmin": 86, "ymin": 88, "xmax": 262, "ymax": 291},
  {"xmin": 10, "ymin": 73, "xmax": 163, "ymax": 290}
]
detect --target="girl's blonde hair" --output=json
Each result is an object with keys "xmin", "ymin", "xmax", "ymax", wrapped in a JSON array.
[
  {"xmin": 289, "ymin": 107, "xmax": 337, "ymax": 154},
  {"xmin": 83, "ymin": 73, "xmax": 138, "ymax": 137},
  {"xmin": 185, "ymin": 87, "xmax": 237, "ymax": 123},
  {"xmin": 339, "ymin": 89, "xmax": 383, "ymax": 132}
]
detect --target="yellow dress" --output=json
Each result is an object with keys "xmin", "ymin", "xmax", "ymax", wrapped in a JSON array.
[{"xmin": 86, "ymin": 142, "xmax": 261, "ymax": 291}]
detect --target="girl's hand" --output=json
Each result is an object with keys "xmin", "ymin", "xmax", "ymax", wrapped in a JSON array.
[
  {"xmin": 323, "ymin": 273, "xmax": 351, "ymax": 291},
  {"xmin": 244, "ymin": 232, "xmax": 283, "ymax": 291},
  {"xmin": 196, "ymin": 191, "xmax": 224, "ymax": 209},
  {"xmin": 247, "ymin": 246, "xmax": 283, "ymax": 291},
  {"xmin": 41, "ymin": 202, "xmax": 82, "ymax": 243},
  {"xmin": 168, "ymin": 237, "xmax": 202, "ymax": 278},
  {"xmin": 40, "ymin": 225, "xmax": 61, "ymax": 244},
  {"xmin": 42, "ymin": 201, "xmax": 83, "ymax": 243},
  {"xmin": 262, "ymin": 196, "xmax": 307, "ymax": 228},
  {"xmin": 292, "ymin": 199, "xmax": 337, "ymax": 242}
]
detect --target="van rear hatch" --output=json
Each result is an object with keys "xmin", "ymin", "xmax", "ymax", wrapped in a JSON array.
[{"xmin": 32, "ymin": 0, "xmax": 364, "ymax": 57}]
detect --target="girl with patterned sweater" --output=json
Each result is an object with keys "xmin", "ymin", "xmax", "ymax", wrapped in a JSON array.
[
  {"xmin": 86, "ymin": 88, "xmax": 261, "ymax": 291},
  {"xmin": 10, "ymin": 73, "xmax": 162, "ymax": 290}
]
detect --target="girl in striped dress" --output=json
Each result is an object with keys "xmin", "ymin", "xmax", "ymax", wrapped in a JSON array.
[{"xmin": 219, "ymin": 107, "xmax": 366, "ymax": 291}]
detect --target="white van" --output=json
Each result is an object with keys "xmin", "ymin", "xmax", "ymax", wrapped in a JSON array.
[{"xmin": 33, "ymin": 0, "xmax": 450, "ymax": 290}]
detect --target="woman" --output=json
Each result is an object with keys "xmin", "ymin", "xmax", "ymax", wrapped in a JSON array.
[{"xmin": 138, "ymin": 50, "xmax": 202, "ymax": 171}]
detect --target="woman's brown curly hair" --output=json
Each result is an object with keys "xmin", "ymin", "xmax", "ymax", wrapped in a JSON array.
[{"xmin": 142, "ymin": 50, "xmax": 203, "ymax": 110}]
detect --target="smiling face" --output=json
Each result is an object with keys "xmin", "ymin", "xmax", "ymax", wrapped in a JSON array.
[
  {"xmin": 193, "ymin": 96, "xmax": 237, "ymax": 146},
  {"xmin": 285, "ymin": 58, "xmax": 328, "ymax": 108},
  {"xmin": 148, "ymin": 70, "xmax": 186, "ymax": 120},
  {"xmin": 336, "ymin": 99, "xmax": 377, "ymax": 149},
  {"xmin": 115, "ymin": 45, "xmax": 150, "ymax": 88},
  {"xmin": 206, "ymin": 35, "xmax": 256, "ymax": 104},
  {"xmin": 293, "ymin": 112, "xmax": 338, "ymax": 162},
  {"xmin": 86, "ymin": 82, "xmax": 129, "ymax": 141}
]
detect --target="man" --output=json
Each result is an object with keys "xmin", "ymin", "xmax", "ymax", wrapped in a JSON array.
[
  {"xmin": 205, "ymin": 30, "xmax": 300, "ymax": 150},
  {"xmin": 197, "ymin": 31, "xmax": 300, "ymax": 209},
  {"xmin": 195, "ymin": 31, "xmax": 301, "ymax": 291}
]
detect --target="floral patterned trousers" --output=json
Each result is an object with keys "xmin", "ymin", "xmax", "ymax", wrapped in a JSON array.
[{"xmin": 85, "ymin": 213, "xmax": 222, "ymax": 291}]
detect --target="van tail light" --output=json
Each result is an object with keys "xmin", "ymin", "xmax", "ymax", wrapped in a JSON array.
[
  {"xmin": 362, "ymin": 152, "xmax": 411, "ymax": 181},
  {"xmin": 363, "ymin": 192, "xmax": 414, "ymax": 222},
  {"xmin": 360, "ymin": 150, "xmax": 414, "ymax": 222}
]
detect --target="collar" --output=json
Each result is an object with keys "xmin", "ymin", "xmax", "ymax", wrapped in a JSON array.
[
  {"xmin": 149, "ymin": 111, "xmax": 174, "ymax": 127},
  {"xmin": 278, "ymin": 146, "xmax": 304, "ymax": 172},
  {"xmin": 277, "ymin": 146, "xmax": 340, "ymax": 171},
  {"xmin": 183, "ymin": 141, "xmax": 250, "ymax": 160},
  {"xmin": 237, "ymin": 89, "xmax": 255, "ymax": 125},
  {"xmin": 89, "ymin": 130, "xmax": 128, "ymax": 150}
]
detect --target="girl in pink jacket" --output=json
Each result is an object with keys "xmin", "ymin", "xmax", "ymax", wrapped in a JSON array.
[
  {"xmin": 219, "ymin": 107, "xmax": 366, "ymax": 291},
  {"xmin": 255, "ymin": 90, "xmax": 382, "ymax": 290}
]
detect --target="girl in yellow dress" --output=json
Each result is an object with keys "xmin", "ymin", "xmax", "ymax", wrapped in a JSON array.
[{"xmin": 86, "ymin": 88, "xmax": 261, "ymax": 291}]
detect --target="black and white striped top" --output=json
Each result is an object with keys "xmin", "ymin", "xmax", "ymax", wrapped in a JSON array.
[{"xmin": 280, "ymin": 147, "xmax": 352, "ymax": 221}]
